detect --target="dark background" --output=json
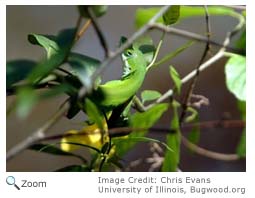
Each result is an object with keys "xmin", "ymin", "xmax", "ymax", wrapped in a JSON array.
[{"xmin": 6, "ymin": 5, "xmax": 245, "ymax": 171}]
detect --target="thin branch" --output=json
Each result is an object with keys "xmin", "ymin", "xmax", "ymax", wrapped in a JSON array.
[
  {"xmin": 149, "ymin": 24, "xmax": 244, "ymax": 55},
  {"xmin": 23, "ymin": 119, "xmax": 244, "ymax": 164},
  {"xmin": 178, "ymin": 6, "xmax": 245, "ymax": 160},
  {"xmin": 31, "ymin": 119, "xmax": 245, "ymax": 142},
  {"xmin": 147, "ymin": 32, "xmax": 166, "ymax": 70},
  {"xmin": 75, "ymin": 19, "xmax": 92, "ymax": 42},
  {"xmin": 56, "ymin": 67, "xmax": 73, "ymax": 76},
  {"xmin": 6, "ymin": 101, "xmax": 70, "ymax": 161},
  {"xmin": 72, "ymin": 14, "xmax": 83, "ymax": 47},
  {"xmin": 179, "ymin": 5, "xmax": 211, "ymax": 123},
  {"xmin": 144, "ymin": 49, "xmax": 225, "ymax": 110},
  {"xmin": 181, "ymin": 136, "xmax": 240, "ymax": 161},
  {"xmin": 87, "ymin": 7, "xmax": 110, "ymax": 58},
  {"xmin": 145, "ymin": 9, "xmax": 244, "ymax": 111},
  {"xmin": 144, "ymin": 9, "xmax": 244, "ymax": 111}
]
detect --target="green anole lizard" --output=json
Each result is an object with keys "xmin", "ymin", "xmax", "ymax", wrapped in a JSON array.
[
  {"xmin": 88, "ymin": 47, "xmax": 147, "ymax": 109},
  {"xmin": 61, "ymin": 44, "xmax": 148, "ymax": 152}
]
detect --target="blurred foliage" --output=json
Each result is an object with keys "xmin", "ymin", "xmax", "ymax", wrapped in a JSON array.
[{"xmin": 7, "ymin": 5, "xmax": 246, "ymax": 171}]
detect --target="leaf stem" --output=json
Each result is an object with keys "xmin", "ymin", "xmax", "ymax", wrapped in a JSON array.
[
  {"xmin": 181, "ymin": 136, "xmax": 240, "ymax": 161},
  {"xmin": 87, "ymin": 7, "xmax": 110, "ymax": 58},
  {"xmin": 147, "ymin": 32, "xmax": 165, "ymax": 70},
  {"xmin": 75, "ymin": 19, "xmax": 92, "ymax": 42}
]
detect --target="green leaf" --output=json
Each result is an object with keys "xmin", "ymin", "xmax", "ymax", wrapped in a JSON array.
[
  {"xmin": 188, "ymin": 126, "xmax": 200, "ymax": 145},
  {"xmin": 7, "ymin": 60, "xmax": 36, "ymax": 89},
  {"xmin": 101, "ymin": 142, "xmax": 110, "ymax": 154},
  {"xmin": 185, "ymin": 107, "xmax": 198, "ymax": 123},
  {"xmin": 135, "ymin": 7, "xmax": 164, "ymax": 28},
  {"xmin": 27, "ymin": 52, "xmax": 66, "ymax": 84},
  {"xmin": 16, "ymin": 86, "xmax": 38, "ymax": 118},
  {"xmin": 131, "ymin": 103, "xmax": 168, "ymax": 132},
  {"xmin": 16, "ymin": 84, "xmax": 74, "ymax": 118},
  {"xmin": 225, "ymin": 54, "xmax": 246, "ymax": 101},
  {"xmin": 135, "ymin": 6, "xmax": 236, "ymax": 28},
  {"xmin": 113, "ymin": 103, "xmax": 168, "ymax": 156},
  {"xmin": 27, "ymin": 29, "xmax": 76, "ymax": 84},
  {"xmin": 66, "ymin": 95, "xmax": 81, "ymax": 119},
  {"xmin": 28, "ymin": 34, "xmax": 59, "ymax": 58},
  {"xmin": 67, "ymin": 53, "xmax": 101, "ymax": 87},
  {"xmin": 132, "ymin": 36, "xmax": 155, "ymax": 64},
  {"xmin": 169, "ymin": 66, "xmax": 182, "ymax": 94},
  {"xmin": 235, "ymin": 29, "xmax": 246, "ymax": 53},
  {"xmin": 28, "ymin": 28, "xmax": 76, "ymax": 58},
  {"xmin": 78, "ymin": 5, "xmax": 108, "ymax": 18},
  {"xmin": 242, "ymin": 10, "xmax": 246, "ymax": 17},
  {"xmin": 163, "ymin": 133, "xmax": 180, "ymax": 172},
  {"xmin": 236, "ymin": 101, "xmax": 245, "ymax": 157},
  {"xmin": 237, "ymin": 101, "xmax": 246, "ymax": 120},
  {"xmin": 56, "ymin": 28, "xmax": 76, "ymax": 48},
  {"xmin": 236, "ymin": 130, "xmax": 246, "ymax": 157},
  {"xmin": 84, "ymin": 98, "xmax": 104, "ymax": 131},
  {"xmin": 162, "ymin": 100, "xmax": 181, "ymax": 172},
  {"xmin": 29, "ymin": 143, "xmax": 86, "ymax": 162},
  {"xmin": 141, "ymin": 90, "xmax": 161, "ymax": 103},
  {"xmin": 163, "ymin": 6, "xmax": 180, "ymax": 25},
  {"xmin": 55, "ymin": 165, "xmax": 90, "ymax": 172},
  {"xmin": 179, "ymin": 6, "xmax": 235, "ymax": 19}
]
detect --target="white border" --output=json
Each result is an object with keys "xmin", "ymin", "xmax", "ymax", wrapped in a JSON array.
[
  {"xmin": 0, "ymin": 0, "xmax": 250, "ymax": 5},
  {"xmin": 2, "ymin": 0, "xmax": 254, "ymax": 197}
]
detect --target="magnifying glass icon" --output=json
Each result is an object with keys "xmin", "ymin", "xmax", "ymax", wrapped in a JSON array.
[{"xmin": 6, "ymin": 176, "xmax": 20, "ymax": 190}]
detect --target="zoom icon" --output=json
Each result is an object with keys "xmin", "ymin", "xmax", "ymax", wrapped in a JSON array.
[{"xmin": 6, "ymin": 176, "xmax": 20, "ymax": 190}]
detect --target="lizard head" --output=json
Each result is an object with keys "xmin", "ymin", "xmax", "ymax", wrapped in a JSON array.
[{"xmin": 122, "ymin": 48, "xmax": 147, "ymax": 77}]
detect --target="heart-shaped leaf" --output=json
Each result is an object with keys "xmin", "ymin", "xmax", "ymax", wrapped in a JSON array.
[{"xmin": 225, "ymin": 54, "xmax": 246, "ymax": 101}]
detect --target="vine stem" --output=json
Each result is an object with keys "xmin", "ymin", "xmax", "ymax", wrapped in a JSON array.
[
  {"xmin": 87, "ymin": 7, "xmax": 110, "ymax": 58},
  {"xmin": 149, "ymin": 24, "xmax": 244, "ymax": 55},
  {"xmin": 147, "ymin": 31, "xmax": 166, "ymax": 71},
  {"xmin": 181, "ymin": 136, "xmax": 240, "ymax": 161},
  {"xmin": 144, "ymin": 50, "xmax": 225, "ymax": 110},
  {"xmin": 179, "ymin": 5, "xmax": 211, "ymax": 123}
]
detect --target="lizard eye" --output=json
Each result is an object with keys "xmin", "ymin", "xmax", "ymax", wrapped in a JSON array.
[{"xmin": 124, "ymin": 49, "xmax": 133, "ymax": 57}]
